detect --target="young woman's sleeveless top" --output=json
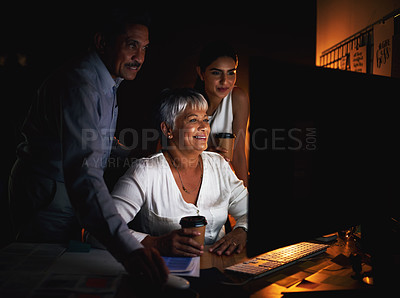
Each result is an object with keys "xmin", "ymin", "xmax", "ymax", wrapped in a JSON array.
[{"xmin": 208, "ymin": 90, "xmax": 234, "ymax": 147}]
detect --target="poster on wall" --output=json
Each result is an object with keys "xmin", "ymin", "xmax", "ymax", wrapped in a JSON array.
[
  {"xmin": 339, "ymin": 54, "xmax": 349, "ymax": 70},
  {"xmin": 350, "ymin": 46, "xmax": 366, "ymax": 73},
  {"xmin": 373, "ymin": 18, "xmax": 394, "ymax": 77}
]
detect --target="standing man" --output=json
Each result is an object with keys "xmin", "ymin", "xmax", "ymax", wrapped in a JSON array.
[{"xmin": 8, "ymin": 9, "xmax": 168, "ymax": 285}]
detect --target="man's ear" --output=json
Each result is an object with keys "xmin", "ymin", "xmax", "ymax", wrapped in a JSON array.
[
  {"xmin": 196, "ymin": 66, "xmax": 204, "ymax": 81},
  {"xmin": 94, "ymin": 32, "xmax": 106, "ymax": 54}
]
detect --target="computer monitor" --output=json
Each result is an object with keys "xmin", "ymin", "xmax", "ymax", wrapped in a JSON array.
[{"xmin": 246, "ymin": 59, "xmax": 398, "ymax": 258}]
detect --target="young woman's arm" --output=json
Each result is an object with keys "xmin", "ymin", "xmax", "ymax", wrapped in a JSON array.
[{"xmin": 231, "ymin": 87, "xmax": 250, "ymax": 187}]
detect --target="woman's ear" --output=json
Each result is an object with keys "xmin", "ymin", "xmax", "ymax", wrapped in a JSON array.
[
  {"xmin": 94, "ymin": 32, "xmax": 106, "ymax": 54},
  {"xmin": 196, "ymin": 66, "xmax": 204, "ymax": 81},
  {"xmin": 160, "ymin": 122, "xmax": 173, "ymax": 139}
]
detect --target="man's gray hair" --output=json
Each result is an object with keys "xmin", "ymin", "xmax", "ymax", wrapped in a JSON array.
[{"xmin": 158, "ymin": 88, "xmax": 208, "ymax": 130}]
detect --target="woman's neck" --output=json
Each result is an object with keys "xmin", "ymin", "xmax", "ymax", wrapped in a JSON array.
[
  {"xmin": 206, "ymin": 93, "xmax": 224, "ymax": 116},
  {"xmin": 164, "ymin": 147, "xmax": 200, "ymax": 170}
]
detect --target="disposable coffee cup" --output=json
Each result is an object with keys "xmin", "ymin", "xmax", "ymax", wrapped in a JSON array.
[
  {"xmin": 215, "ymin": 132, "xmax": 236, "ymax": 160},
  {"xmin": 179, "ymin": 215, "xmax": 207, "ymax": 245}
]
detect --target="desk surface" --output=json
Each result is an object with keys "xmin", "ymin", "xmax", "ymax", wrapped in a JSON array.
[
  {"xmin": 0, "ymin": 237, "xmax": 376, "ymax": 297},
  {"xmin": 201, "ymin": 245, "xmax": 248, "ymax": 271}
]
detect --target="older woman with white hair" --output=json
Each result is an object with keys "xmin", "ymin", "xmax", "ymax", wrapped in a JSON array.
[{"xmin": 112, "ymin": 88, "xmax": 248, "ymax": 257}]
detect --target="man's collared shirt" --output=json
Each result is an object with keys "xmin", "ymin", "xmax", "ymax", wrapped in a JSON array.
[{"xmin": 18, "ymin": 50, "xmax": 142, "ymax": 261}]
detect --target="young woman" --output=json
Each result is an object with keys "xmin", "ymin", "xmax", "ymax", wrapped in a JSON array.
[{"xmin": 194, "ymin": 41, "xmax": 249, "ymax": 187}]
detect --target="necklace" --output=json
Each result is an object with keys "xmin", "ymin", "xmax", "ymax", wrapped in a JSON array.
[{"xmin": 166, "ymin": 150, "xmax": 203, "ymax": 194}]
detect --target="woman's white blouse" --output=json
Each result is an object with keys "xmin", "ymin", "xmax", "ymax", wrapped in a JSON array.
[{"xmin": 111, "ymin": 151, "xmax": 248, "ymax": 245}]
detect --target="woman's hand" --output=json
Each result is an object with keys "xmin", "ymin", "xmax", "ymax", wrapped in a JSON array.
[
  {"xmin": 209, "ymin": 227, "xmax": 247, "ymax": 256},
  {"xmin": 142, "ymin": 229, "xmax": 204, "ymax": 257},
  {"xmin": 207, "ymin": 146, "xmax": 230, "ymax": 161}
]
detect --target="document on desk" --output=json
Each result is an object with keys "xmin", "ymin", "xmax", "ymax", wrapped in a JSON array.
[
  {"xmin": 162, "ymin": 256, "xmax": 200, "ymax": 277},
  {"xmin": 48, "ymin": 248, "xmax": 125, "ymax": 275}
]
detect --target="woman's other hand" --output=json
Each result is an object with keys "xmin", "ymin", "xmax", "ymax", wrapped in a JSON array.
[{"xmin": 208, "ymin": 227, "xmax": 247, "ymax": 256}]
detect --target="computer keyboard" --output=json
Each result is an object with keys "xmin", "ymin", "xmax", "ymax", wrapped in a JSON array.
[{"xmin": 225, "ymin": 242, "xmax": 329, "ymax": 279}]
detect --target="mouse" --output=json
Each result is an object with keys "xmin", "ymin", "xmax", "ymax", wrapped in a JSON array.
[{"xmin": 164, "ymin": 274, "xmax": 190, "ymax": 289}]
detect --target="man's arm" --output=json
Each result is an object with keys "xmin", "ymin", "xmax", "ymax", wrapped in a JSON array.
[
  {"xmin": 60, "ymin": 85, "xmax": 142, "ymax": 261},
  {"xmin": 59, "ymin": 83, "xmax": 168, "ymax": 286}
]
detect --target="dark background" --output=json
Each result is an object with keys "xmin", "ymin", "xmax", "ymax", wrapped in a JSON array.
[
  {"xmin": 0, "ymin": 2, "xmax": 317, "ymax": 153},
  {"xmin": 0, "ymin": 2, "xmax": 317, "ymax": 245}
]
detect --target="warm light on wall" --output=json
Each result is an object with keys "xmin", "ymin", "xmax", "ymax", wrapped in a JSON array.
[{"xmin": 316, "ymin": 0, "xmax": 400, "ymax": 66}]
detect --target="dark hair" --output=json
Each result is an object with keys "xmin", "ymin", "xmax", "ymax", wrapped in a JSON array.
[
  {"xmin": 194, "ymin": 41, "xmax": 238, "ymax": 99},
  {"xmin": 94, "ymin": 7, "xmax": 151, "ymax": 46}
]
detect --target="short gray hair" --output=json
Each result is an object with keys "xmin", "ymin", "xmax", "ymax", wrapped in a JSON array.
[{"xmin": 157, "ymin": 88, "xmax": 208, "ymax": 130}]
